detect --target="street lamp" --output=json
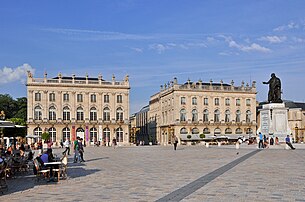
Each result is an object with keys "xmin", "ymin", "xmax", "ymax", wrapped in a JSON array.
[{"xmin": 0, "ymin": 111, "xmax": 5, "ymax": 146}]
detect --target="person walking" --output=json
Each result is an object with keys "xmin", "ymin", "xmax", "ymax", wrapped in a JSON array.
[
  {"xmin": 78, "ymin": 138, "xmax": 85, "ymax": 162},
  {"xmin": 173, "ymin": 135, "xmax": 178, "ymax": 150},
  {"xmin": 112, "ymin": 137, "xmax": 117, "ymax": 149},
  {"xmin": 285, "ymin": 135, "xmax": 295, "ymax": 150},
  {"xmin": 62, "ymin": 138, "xmax": 70, "ymax": 155},
  {"xmin": 73, "ymin": 137, "xmax": 80, "ymax": 163},
  {"xmin": 258, "ymin": 132, "xmax": 264, "ymax": 149}
]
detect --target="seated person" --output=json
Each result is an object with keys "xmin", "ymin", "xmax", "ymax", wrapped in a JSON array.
[{"xmin": 40, "ymin": 149, "xmax": 54, "ymax": 164}]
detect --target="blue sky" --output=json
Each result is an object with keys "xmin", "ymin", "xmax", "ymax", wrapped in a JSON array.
[{"xmin": 1, "ymin": 0, "xmax": 305, "ymax": 113}]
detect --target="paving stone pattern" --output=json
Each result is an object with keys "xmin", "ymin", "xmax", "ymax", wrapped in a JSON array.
[{"xmin": 1, "ymin": 143, "xmax": 305, "ymax": 201}]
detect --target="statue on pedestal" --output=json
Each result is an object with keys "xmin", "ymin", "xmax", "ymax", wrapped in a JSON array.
[{"xmin": 263, "ymin": 73, "xmax": 282, "ymax": 103}]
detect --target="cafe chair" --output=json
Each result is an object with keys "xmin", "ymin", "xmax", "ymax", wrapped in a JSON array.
[{"xmin": 33, "ymin": 159, "xmax": 50, "ymax": 182}]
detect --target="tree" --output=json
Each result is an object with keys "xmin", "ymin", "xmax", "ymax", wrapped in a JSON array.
[
  {"xmin": 41, "ymin": 132, "xmax": 50, "ymax": 142},
  {"xmin": 14, "ymin": 97, "xmax": 27, "ymax": 120},
  {"xmin": 0, "ymin": 94, "xmax": 17, "ymax": 119}
]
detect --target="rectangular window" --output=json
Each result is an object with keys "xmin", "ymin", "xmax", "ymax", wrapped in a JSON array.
[
  {"xmin": 63, "ymin": 93, "xmax": 69, "ymax": 102},
  {"xmin": 117, "ymin": 95, "xmax": 123, "ymax": 103},
  {"xmin": 35, "ymin": 93, "xmax": 41, "ymax": 101},
  {"xmin": 77, "ymin": 94, "xmax": 83, "ymax": 102},
  {"xmin": 236, "ymin": 98, "xmax": 241, "ymax": 106},
  {"xmin": 104, "ymin": 95, "xmax": 109, "ymax": 103},
  {"xmin": 49, "ymin": 93, "xmax": 55, "ymax": 102},
  {"xmin": 246, "ymin": 99, "xmax": 251, "ymax": 106},
  {"xmin": 225, "ymin": 98, "xmax": 230, "ymax": 106},
  {"xmin": 215, "ymin": 98, "xmax": 219, "ymax": 106},
  {"xmin": 204, "ymin": 98, "xmax": 208, "ymax": 105},
  {"xmin": 181, "ymin": 97, "xmax": 186, "ymax": 105},
  {"xmin": 91, "ymin": 94, "xmax": 96, "ymax": 102},
  {"xmin": 192, "ymin": 97, "xmax": 197, "ymax": 105}
]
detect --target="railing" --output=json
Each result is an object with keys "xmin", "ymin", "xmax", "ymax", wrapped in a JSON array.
[{"xmin": 29, "ymin": 78, "xmax": 128, "ymax": 86}]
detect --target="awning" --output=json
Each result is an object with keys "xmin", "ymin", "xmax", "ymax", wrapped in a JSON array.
[
  {"xmin": 26, "ymin": 134, "xmax": 39, "ymax": 138},
  {"xmin": 0, "ymin": 121, "xmax": 16, "ymax": 128}
]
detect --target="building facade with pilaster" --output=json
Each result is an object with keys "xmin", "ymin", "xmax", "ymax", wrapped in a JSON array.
[
  {"xmin": 149, "ymin": 78, "xmax": 257, "ymax": 145},
  {"xmin": 26, "ymin": 71, "xmax": 130, "ymax": 146}
]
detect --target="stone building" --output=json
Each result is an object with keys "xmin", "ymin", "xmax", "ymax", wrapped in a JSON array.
[
  {"xmin": 149, "ymin": 78, "xmax": 257, "ymax": 145},
  {"xmin": 26, "ymin": 71, "xmax": 130, "ymax": 146}
]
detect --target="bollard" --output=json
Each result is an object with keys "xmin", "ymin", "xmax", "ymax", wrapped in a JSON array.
[
  {"xmin": 285, "ymin": 144, "xmax": 289, "ymax": 150},
  {"xmin": 218, "ymin": 142, "xmax": 221, "ymax": 147},
  {"xmin": 206, "ymin": 142, "xmax": 209, "ymax": 148}
]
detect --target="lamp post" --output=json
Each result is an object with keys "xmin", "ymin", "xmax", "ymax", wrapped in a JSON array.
[{"xmin": 0, "ymin": 111, "xmax": 5, "ymax": 146}]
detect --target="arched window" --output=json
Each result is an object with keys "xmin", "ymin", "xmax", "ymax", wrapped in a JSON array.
[
  {"xmin": 90, "ymin": 127, "xmax": 98, "ymax": 142},
  {"xmin": 214, "ymin": 109, "xmax": 220, "ymax": 123},
  {"xmin": 63, "ymin": 106, "xmax": 70, "ymax": 121},
  {"xmin": 246, "ymin": 110, "xmax": 251, "ymax": 123},
  {"xmin": 116, "ymin": 107, "xmax": 124, "ymax": 121},
  {"xmin": 192, "ymin": 109, "xmax": 198, "ymax": 122},
  {"xmin": 48, "ymin": 127, "xmax": 56, "ymax": 142},
  {"xmin": 236, "ymin": 110, "xmax": 241, "ymax": 123},
  {"xmin": 203, "ymin": 109, "xmax": 209, "ymax": 122},
  {"xmin": 103, "ymin": 107, "xmax": 110, "ymax": 121},
  {"xmin": 180, "ymin": 127, "xmax": 188, "ymax": 134},
  {"xmin": 192, "ymin": 127, "xmax": 199, "ymax": 134},
  {"xmin": 180, "ymin": 109, "xmax": 186, "ymax": 121},
  {"xmin": 34, "ymin": 127, "xmax": 42, "ymax": 141},
  {"xmin": 49, "ymin": 106, "xmax": 56, "ymax": 120},
  {"xmin": 62, "ymin": 127, "xmax": 70, "ymax": 141},
  {"xmin": 236, "ymin": 128, "xmax": 242, "ymax": 134},
  {"xmin": 34, "ymin": 106, "xmax": 42, "ymax": 120},
  {"xmin": 225, "ymin": 110, "xmax": 230, "ymax": 123},
  {"xmin": 76, "ymin": 107, "xmax": 84, "ymax": 121},
  {"xmin": 246, "ymin": 128, "xmax": 253, "ymax": 134},
  {"xmin": 214, "ymin": 128, "xmax": 221, "ymax": 135},
  {"xmin": 90, "ymin": 107, "xmax": 97, "ymax": 121},
  {"xmin": 225, "ymin": 128, "xmax": 232, "ymax": 134},
  {"xmin": 103, "ymin": 127, "xmax": 110, "ymax": 142},
  {"xmin": 116, "ymin": 127, "xmax": 123, "ymax": 142},
  {"xmin": 203, "ymin": 128, "xmax": 210, "ymax": 134}
]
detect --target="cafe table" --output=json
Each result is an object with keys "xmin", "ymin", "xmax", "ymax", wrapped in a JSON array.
[{"xmin": 44, "ymin": 161, "xmax": 63, "ymax": 182}]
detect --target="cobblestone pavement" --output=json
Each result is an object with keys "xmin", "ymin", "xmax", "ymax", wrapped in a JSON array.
[{"xmin": 1, "ymin": 143, "xmax": 305, "ymax": 201}]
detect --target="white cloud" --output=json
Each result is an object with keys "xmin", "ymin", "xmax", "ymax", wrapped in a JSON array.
[
  {"xmin": 0, "ymin": 64, "xmax": 35, "ymax": 84},
  {"xmin": 43, "ymin": 28, "xmax": 154, "ymax": 41},
  {"xmin": 224, "ymin": 36, "xmax": 271, "ymax": 53},
  {"xmin": 292, "ymin": 37, "xmax": 305, "ymax": 43},
  {"xmin": 258, "ymin": 36, "xmax": 287, "ymax": 43},
  {"xmin": 273, "ymin": 22, "xmax": 299, "ymax": 31},
  {"xmin": 149, "ymin": 44, "xmax": 170, "ymax": 54},
  {"xmin": 131, "ymin": 47, "xmax": 143, "ymax": 52}
]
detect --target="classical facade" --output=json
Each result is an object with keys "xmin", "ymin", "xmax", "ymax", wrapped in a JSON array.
[
  {"xmin": 149, "ymin": 78, "xmax": 257, "ymax": 145},
  {"xmin": 26, "ymin": 71, "xmax": 130, "ymax": 146}
]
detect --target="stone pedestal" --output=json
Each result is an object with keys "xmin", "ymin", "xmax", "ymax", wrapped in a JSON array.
[{"xmin": 257, "ymin": 103, "xmax": 291, "ymax": 142}]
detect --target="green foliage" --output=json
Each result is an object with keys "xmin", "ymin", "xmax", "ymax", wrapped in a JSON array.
[
  {"xmin": 187, "ymin": 134, "xmax": 192, "ymax": 139},
  {"xmin": 41, "ymin": 132, "xmax": 50, "ymax": 141},
  {"xmin": 200, "ymin": 134, "xmax": 205, "ymax": 139}
]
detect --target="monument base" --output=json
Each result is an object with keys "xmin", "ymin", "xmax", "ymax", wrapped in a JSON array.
[{"xmin": 257, "ymin": 103, "xmax": 291, "ymax": 142}]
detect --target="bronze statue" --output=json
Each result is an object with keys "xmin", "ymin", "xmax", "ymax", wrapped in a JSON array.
[{"xmin": 263, "ymin": 73, "xmax": 282, "ymax": 103}]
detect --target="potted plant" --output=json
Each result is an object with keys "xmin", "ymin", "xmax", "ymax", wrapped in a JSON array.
[
  {"xmin": 187, "ymin": 134, "xmax": 192, "ymax": 139},
  {"xmin": 41, "ymin": 132, "xmax": 50, "ymax": 150},
  {"xmin": 199, "ymin": 134, "xmax": 205, "ymax": 139}
]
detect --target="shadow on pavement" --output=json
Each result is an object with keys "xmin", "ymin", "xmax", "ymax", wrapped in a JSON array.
[{"xmin": 68, "ymin": 167, "xmax": 101, "ymax": 178}]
